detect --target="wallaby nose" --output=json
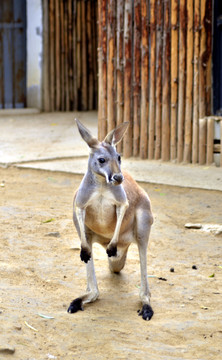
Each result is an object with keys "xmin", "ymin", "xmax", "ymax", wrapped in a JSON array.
[{"xmin": 113, "ymin": 174, "xmax": 123, "ymax": 184}]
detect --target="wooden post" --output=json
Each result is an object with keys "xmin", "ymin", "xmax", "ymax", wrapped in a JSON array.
[
  {"xmin": 123, "ymin": 0, "xmax": 133, "ymax": 158},
  {"xmin": 199, "ymin": 117, "xmax": 207, "ymax": 165},
  {"xmin": 60, "ymin": 0, "xmax": 65, "ymax": 110},
  {"xmin": 68, "ymin": 0, "xmax": 73, "ymax": 110},
  {"xmin": 161, "ymin": 0, "xmax": 170, "ymax": 161},
  {"xmin": 206, "ymin": 118, "xmax": 214, "ymax": 165},
  {"xmin": 116, "ymin": 0, "xmax": 124, "ymax": 153},
  {"xmin": 73, "ymin": 0, "xmax": 77, "ymax": 110},
  {"xmin": 107, "ymin": 0, "xmax": 116, "ymax": 132},
  {"xmin": 54, "ymin": 0, "xmax": 60, "ymax": 110},
  {"xmin": 154, "ymin": 0, "xmax": 163, "ymax": 160},
  {"xmin": 64, "ymin": 1, "xmax": 69, "ymax": 110},
  {"xmin": 81, "ymin": 0, "xmax": 87, "ymax": 110},
  {"xmin": 42, "ymin": 0, "xmax": 50, "ymax": 111},
  {"xmin": 49, "ymin": 0, "xmax": 55, "ymax": 111},
  {"xmin": 177, "ymin": 0, "xmax": 186, "ymax": 162},
  {"xmin": 76, "ymin": 0, "xmax": 81, "ymax": 110},
  {"xmin": 170, "ymin": 0, "xmax": 178, "ymax": 161},
  {"xmin": 205, "ymin": 0, "xmax": 213, "ymax": 115},
  {"xmin": 133, "ymin": 0, "xmax": 141, "ymax": 157},
  {"xmin": 140, "ymin": 0, "xmax": 149, "ymax": 159},
  {"xmin": 87, "ymin": 0, "xmax": 94, "ymax": 110},
  {"xmin": 184, "ymin": 0, "xmax": 194, "ymax": 163},
  {"xmin": 192, "ymin": 0, "xmax": 200, "ymax": 164},
  {"xmin": 148, "ymin": 0, "xmax": 156, "ymax": 160},
  {"xmin": 92, "ymin": 3, "xmax": 98, "ymax": 110},
  {"xmin": 199, "ymin": 0, "xmax": 206, "ymax": 119},
  {"xmin": 98, "ymin": 0, "xmax": 107, "ymax": 140}
]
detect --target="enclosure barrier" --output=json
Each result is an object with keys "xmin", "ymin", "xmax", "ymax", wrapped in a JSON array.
[
  {"xmin": 42, "ymin": 0, "xmax": 219, "ymax": 166},
  {"xmin": 42, "ymin": 0, "xmax": 98, "ymax": 111},
  {"xmin": 98, "ymin": 0, "xmax": 214, "ymax": 164}
]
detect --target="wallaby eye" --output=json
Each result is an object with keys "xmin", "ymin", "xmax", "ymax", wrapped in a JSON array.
[
  {"xmin": 118, "ymin": 155, "xmax": 121, "ymax": 163},
  {"xmin": 98, "ymin": 157, "xmax": 106, "ymax": 164}
]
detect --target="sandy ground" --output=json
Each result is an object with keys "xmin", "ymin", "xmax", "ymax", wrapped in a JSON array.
[{"xmin": 0, "ymin": 167, "xmax": 222, "ymax": 360}]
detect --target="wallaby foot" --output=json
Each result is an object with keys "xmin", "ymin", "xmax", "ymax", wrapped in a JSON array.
[
  {"xmin": 67, "ymin": 298, "xmax": 83, "ymax": 313},
  {"xmin": 80, "ymin": 247, "xmax": 91, "ymax": 263},
  {"xmin": 138, "ymin": 304, "xmax": 154, "ymax": 321},
  {"xmin": 106, "ymin": 244, "xmax": 117, "ymax": 257}
]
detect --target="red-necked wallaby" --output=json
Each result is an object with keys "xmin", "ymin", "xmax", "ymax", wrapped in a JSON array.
[{"xmin": 67, "ymin": 119, "xmax": 154, "ymax": 320}]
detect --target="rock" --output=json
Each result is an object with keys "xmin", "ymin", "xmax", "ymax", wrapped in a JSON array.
[
  {"xmin": 0, "ymin": 345, "xmax": 15, "ymax": 354},
  {"xmin": 185, "ymin": 223, "xmax": 202, "ymax": 229},
  {"xmin": 45, "ymin": 232, "xmax": 61, "ymax": 238}
]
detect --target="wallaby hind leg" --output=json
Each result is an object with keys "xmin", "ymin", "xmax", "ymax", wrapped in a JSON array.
[
  {"xmin": 108, "ymin": 245, "xmax": 129, "ymax": 273},
  {"xmin": 68, "ymin": 243, "xmax": 99, "ymax": 313},
  {"xmin": 136, "ymin": 207, "xmax": 154, "ymax": 321}
]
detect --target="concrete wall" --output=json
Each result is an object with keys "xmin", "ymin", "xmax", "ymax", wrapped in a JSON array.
[{"xmin": 27, "ymin": 0, "xmax": 43, "ymax": 109}]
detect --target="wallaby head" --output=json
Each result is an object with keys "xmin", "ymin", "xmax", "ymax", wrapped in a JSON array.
[{"xmin": 75, "ymin": 119, "xmax": 129, "ymax": 185}]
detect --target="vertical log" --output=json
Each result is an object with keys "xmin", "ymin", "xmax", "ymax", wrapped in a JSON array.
[
  {"xmin": 42, "ymin": 0, "xmax": 50, "ymax": 111},
  {"xmin": 49, "ymin": 0, "xmax": 55, "ymax": 111},
  {"xmin": 170, "ymin": 0, "xmax": 178, "ymax": 161},
  {"xmin": 133, "ymin": 0, "xmax": 141, "ymax": 157},
  {"xmin": 107, "ymin": 0, "xmax": 116, "ymax": 132},
  {"xmin": 205, "ymin": 0, "xmax": 212, "ymax": 115},
  {"xmin": 154, "ymin": 0, "xmax": 163, "ymax": 160},
  {"xmin": 206, "ymin": 118, "xmax": 214, "ymax": 165},
  {"xmin": 184, "ymin": 0, "xmax": 194, "ymax": 163},
  {"xmin": 161, "ymin": 0, "xmax": 170, "ymax": 161},
  {"xmin": 92, "ymin": 2, "xmax": 98, "ymax": 110},
  {"xmin": 177, "ymin": 0, "xmax": 186, "ymax": 162},
  {"xmin": 199, "ymin": 117, "xmax": 207, "ymax": 165},
  {"xmin": 60, "ymin": 0, "xmax": 65, "ymax": 110},
  {"xmin": 123, "ymin": 0, "xmax": 133, "ymax": 158},
  {"xmin": 76, "ymin": 0, "xmax": 81, "ymax": 110},
  {"xmin": 87, "ymin": 0, "xmax": 94, "ymax": 110},
  {"xmin": 98, "ymin": 0, "xmax": 107, "ymax": 140},
  {"xmin": 148, "ymin": 0, "xmax": 156, "ymax": 160},
  {"xmin": 140, "ymin": 0, "xmax": 149, "ymax": 159},
  {"xmin": 55, "ymin": 0, "xmax": 60, "ymax": 110},
  {"xmin": 116, "ymin": 0, "xmax": 124, "ymax": 153},
  {"xmin": 64, "ymin": 1, "xmax": 69, "ymax": 110},
  {"xmin": 81, "ymin": 0, "xmax": 87, "ymax": 110},
  {"xmin": 192, "ymin": 0, "xmax": 200, "ymax": 164},
  {"xmin": 68, "ymin": 0, "xmax": 73, "ymax": 110},
  {"xmin": 199, "ymin": 0, "xmax": 206, "ymax": 119},
  {"xmin": 73, "ymin": 0, "xmax": 77, "ymax": 110}
]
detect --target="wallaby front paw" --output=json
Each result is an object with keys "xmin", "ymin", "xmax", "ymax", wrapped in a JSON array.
[
  {"xmin": 106, "ymin": 245, "xmax": 117, "ymax": 257},
  {"xmin": 80, "ymin": 247, "xmax": 91, "ymax": 263}
]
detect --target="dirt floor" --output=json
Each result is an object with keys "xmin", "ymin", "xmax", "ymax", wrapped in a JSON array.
[{"xmin": 0, "ymin": 167, "xmax": 222, "ymax": 360}]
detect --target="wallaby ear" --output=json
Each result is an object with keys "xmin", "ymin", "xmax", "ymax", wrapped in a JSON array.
[
  {"xmin": 75, "ymin": 119, "xmax": 99, "ymax": 149},
  {"xmin": 103, "ymin": 122, "xmax": 129, "ymax": 146}
]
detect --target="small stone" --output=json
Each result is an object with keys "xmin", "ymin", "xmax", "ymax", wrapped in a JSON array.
[
  {"xmin": 188, "ymin": 296, "xmax": 194, "ymax": 300},
  {"xmin": 185, "ymin": 223, "xmax": 202, "ymax": 229},
  {"xmin": 45, "ymin": 232, "xmax": 61, "ymax": 238},
  {"xmin": 170, "ymin": 267, "xmax": 175, "ymax": 272},
  {"xmin": 192, "ymin": 265, "xmax": 197, "ymax": 270},
  {"xmin": 0, "ymin": 345, "xmax": 15, "ymax": 354}
]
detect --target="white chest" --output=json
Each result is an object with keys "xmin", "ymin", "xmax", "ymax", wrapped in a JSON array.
[{"xmin": 85, "ymin": 189, "xmax": 117, "ymax": 235}]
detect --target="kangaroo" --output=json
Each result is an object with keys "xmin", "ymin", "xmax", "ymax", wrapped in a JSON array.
[{"xmin": 67, "ymin": 119, "xmax": 154, "ymax": 320}]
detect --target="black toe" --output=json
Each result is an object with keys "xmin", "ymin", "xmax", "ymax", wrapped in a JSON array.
[
  {"xmin": 67, "ymin": 298, "xmax": 83, "ymax": 313},
  {"xmin": 138, "ymin": 304, "xmax": 154, "ymax": 321},
  {"xmin": 80, "ymin": 248, "xmax": 91, "ymax": 263},
  {"xmin": 106, "ymin": 245, "xmax": 117, "ymax": 257}
]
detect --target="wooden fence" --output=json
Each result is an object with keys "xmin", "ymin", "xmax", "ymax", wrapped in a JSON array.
[
  {"xmin": 42, "ymin": 0, "xmax": 98, "ymax": 112},
  {"xmin": 98, "ymin": 0, "xmax": 214, "ymax": 163}
]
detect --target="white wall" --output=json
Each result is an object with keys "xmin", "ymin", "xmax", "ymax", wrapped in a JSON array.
[{"xmin": 27, "ymin": 0, "xmax": 43, "ymax": 109}]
